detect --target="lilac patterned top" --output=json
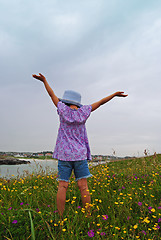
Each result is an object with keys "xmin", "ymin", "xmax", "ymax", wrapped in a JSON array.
[{"xmin": 53, "ymin": 101, "xmax": 92, "ymax": 161}]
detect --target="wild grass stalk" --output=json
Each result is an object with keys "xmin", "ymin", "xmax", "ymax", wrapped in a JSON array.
[{"xmin": 28, "ymin": 211, "xmax": 35, "ymax": 240}]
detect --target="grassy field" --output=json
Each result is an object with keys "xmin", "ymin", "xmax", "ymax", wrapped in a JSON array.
[{"xmin": 0, "ymin": 155, "xmax": 161, "ymax": 239}]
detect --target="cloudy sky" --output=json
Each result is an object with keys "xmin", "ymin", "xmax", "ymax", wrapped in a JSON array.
[{"xmin": 0, "ymin": 0, "xmax": 161, "ymax": 157}]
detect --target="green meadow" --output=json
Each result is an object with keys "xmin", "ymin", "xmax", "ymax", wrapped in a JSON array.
[{"xmin": 0, "ymin": 155, "xmax": 161, "ymax": 239}]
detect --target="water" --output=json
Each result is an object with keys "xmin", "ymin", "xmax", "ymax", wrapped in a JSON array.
[{"xmin": 0, "ymin": 159, "xmax": 58, "ymax": 179}]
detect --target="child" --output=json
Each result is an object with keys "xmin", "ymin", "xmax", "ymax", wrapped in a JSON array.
[{"xmin": 32, "ymin": 73, "xmax": 128, "ymax": 217}]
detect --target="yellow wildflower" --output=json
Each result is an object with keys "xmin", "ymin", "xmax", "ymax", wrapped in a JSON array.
[{"xmin": 133, "ymin": 225, "xmax": 138, "ymax": 229}]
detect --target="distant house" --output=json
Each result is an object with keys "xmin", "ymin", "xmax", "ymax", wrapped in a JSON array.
[
  {"xmin": 14, "ymin": 153, "xmax": 26, "ymax": 158},
  {"xmin": 92, "ymin": 155, "xmax": 104, "ymax": 161},
  {"xmin": 14, "ymin": 154, "xmax": 22, "ymax": 158},
  {"xmin": 38, "ymin": 153, "xmax": 44, "ymax": 157},
  {"xmin": 92, "ymin": 155, "xmax": 111, "ymax": 161},
  {"xmin": 32, "ymin": 151, "xmax": 53, "ymax": 158},
  {"xmin": 45, "ymin": 153, "xmax": 53, "ymax": 157}
]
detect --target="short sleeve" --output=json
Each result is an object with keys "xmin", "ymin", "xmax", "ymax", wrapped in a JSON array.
[
  {"xmin": 57, "ymin": 101, "xmax": 67, "ymax": 116},
  {"xmin": 78, "ymin": 105, "xmax": 92, "ymax": 121}
]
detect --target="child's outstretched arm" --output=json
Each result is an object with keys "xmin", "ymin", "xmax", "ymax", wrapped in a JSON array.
[
  {"xmin": 91, "ymin": 92, "xmax": 128, "ymax": 112},
  {"xmin": 32, "ymin": 73, "xmax": 59, "ymax": 107}
]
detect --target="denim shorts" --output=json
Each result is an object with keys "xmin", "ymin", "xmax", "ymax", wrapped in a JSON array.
[{"xmin": 57, "ymin": 160, "xmax": 93, "ymax": 182}]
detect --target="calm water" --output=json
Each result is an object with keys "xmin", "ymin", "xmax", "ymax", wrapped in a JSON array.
[{"xmin": 0, "ymin": 159, "xmax": 58, "ymax": 179}]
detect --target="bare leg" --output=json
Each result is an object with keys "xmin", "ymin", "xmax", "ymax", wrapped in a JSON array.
[
  {"xmin": 57, "ymin": 181, "xmax": 69, "ymax": 217},
  {"xmin": 77, "ymin": 178, "xmax": 91, "ymax": 213}
]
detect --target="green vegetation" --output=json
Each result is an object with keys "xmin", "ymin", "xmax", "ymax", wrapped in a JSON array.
[
  {"xmin": 0, "ymin": 155, "xmax": 161, "ymax": 239},
  {"xmin": 20, "ymin": 156, "xmax": 55, "ymax": 160}
]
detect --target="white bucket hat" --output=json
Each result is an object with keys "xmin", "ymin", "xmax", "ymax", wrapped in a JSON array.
[{"xmin": 59, "ymin": 90, "xmax": 82, "ymax": 107}]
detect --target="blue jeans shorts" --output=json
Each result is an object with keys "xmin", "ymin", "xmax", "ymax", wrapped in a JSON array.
[{"xmin": 57, "ymin": 160, "xmax": 93, "ymax": 182}]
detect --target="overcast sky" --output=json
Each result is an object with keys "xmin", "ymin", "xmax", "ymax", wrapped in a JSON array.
[{"xmin": 0, "ymin": 0, "xmax": 161, "ymax": 157}]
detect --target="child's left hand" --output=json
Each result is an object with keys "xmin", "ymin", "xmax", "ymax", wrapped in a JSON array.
[{"xmin": 32, "ymin": 73, "xmax": 46, "ymax": 82}]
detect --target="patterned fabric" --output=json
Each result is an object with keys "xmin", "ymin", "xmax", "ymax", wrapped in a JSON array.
[{"xmin": 53, "ymin": 101, "xmax": 92, "ymax": 161}]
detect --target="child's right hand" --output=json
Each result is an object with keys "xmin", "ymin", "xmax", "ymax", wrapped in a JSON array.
[
  {"xmin": 115, "ymin": 91, "xmax": 128, "ymax": 97},
  {"xmin": 32, "ymin": 73, "xmax": 46, "ymax": 82}
]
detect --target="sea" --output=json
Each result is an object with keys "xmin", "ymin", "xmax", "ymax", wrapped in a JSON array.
[{"xmin": 0, "ymin": 159, "xmax": 58, "ymax": 180}]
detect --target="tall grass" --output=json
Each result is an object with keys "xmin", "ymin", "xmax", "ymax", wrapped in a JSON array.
[
  {"xmin": 28, "ymin": 211, "xmax": 35, "ymax": 240},
  {"xmin": 0, "ymin": 155, "xmax": 161, "ymax": 239}
]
